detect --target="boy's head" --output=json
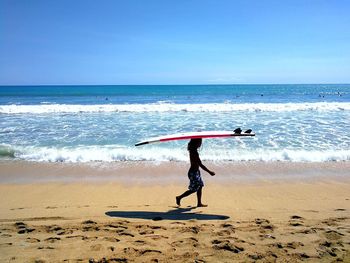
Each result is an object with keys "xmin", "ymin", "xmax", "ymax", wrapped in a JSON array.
[{"xmin": 187, "ymin": 138, "xmax": 202, "ymax": 151}]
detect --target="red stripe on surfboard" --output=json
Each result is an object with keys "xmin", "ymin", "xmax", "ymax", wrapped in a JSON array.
[{"xmin": 158, "ymin": 134, "xmax": 232, "ymax": 142}]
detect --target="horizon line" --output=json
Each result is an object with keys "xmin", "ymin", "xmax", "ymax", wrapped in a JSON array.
[{"xmin": 1, "ymin": 83, "xmax": 350, "ymax": 87}]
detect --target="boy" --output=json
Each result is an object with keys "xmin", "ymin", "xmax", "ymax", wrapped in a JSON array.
[{"xmin": 176, "ymin": 138, "xmax": 215, "ymax": 207}]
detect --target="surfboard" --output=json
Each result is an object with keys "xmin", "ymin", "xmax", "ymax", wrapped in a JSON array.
[{"xmin": 135, "ymin": 128, "xmax": 255, "ymax": 146}]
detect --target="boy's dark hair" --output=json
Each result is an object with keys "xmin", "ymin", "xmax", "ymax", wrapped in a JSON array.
[{"xmin": 187, "ymin": 138, "xmax": 202, "ymax": 151}]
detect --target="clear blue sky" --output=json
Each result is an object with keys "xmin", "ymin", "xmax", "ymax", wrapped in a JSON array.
[{"xmin": 1, "ymin": 0, "xmax": 349, "ymax": 85}]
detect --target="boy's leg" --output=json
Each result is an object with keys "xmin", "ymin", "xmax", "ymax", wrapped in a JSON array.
[
  {"xmin": 196, "ymin": 187, "xmax": 207, "ymax": 207},
  {"xmin": 176, "ymin": 190, "xmax": 195, "ymax": 206}
]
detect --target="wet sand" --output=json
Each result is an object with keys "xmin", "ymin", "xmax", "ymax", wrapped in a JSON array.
[{"xmin": 0, "ymin": 161, "xmax": 349, "ymax": 262}]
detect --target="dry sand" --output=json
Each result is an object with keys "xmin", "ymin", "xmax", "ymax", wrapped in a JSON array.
[{"xmin": 0, "ymin": 161, "xmax": 349, "ymax": 262}]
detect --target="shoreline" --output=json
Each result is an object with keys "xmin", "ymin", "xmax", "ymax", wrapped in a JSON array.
[{"xmin": 0, "ymin": 160, "xmax": 350, "ymax": 184}]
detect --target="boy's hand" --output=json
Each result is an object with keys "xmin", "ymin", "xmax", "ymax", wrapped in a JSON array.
[{"xmin": 209, "ymin": 171, "xmax": 215, "ymax": 176}]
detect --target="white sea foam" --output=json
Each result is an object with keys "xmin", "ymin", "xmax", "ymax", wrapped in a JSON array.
[
  {"xmin": 6, "ymin": 144, "xmax": 350, "ymax": 163},
  {"xmin": 1, "ymin": 102, "xmax": 350, "ymax": 114}
]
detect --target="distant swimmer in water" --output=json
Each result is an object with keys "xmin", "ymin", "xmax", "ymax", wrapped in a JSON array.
[{"xmin": 176, "ymin": 138, "xmax": 215, "ymax": 207}]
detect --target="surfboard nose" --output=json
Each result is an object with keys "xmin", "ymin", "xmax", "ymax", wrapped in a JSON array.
[{"xmin": 135, "ymin": 141, "xmax": 149, "ymax": 146}]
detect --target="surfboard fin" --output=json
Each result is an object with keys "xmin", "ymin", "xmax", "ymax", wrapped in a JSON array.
[
  {"xmin": 244, "ymin": 129, "xmax": 252, "ymax": 134},
  {"xmin": 234, "ymin": 128, "xmax": 242, "ymax": 134}
]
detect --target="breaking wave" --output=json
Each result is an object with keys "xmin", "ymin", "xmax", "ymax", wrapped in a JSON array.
[
  {"xmin": 1, "ymin": 102, "xmax": 350, "ymax": 114},
  {"xmin": 0, "ymin": 145, "xmax": 15, "ymax": 158},
  {"xmin": 2, "ymin": 144, "xmax": 350, "ymax": 163}
]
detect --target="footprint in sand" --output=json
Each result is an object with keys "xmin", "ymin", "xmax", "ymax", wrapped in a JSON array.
[
  {"xmin": 26, "ymin": 237, "xmax": 40, "ymax": 243},
  {"xmin": 320, "ymin": 240, "xmax": 333, "ymax": 248},
  {"xmin": 170, "ymin": 222, "xmax": 186, "ymax": 225},
  {"xmin": 293, "ymin": 252, "xmax": 310, "ymax": 259},
  {"xmin": 118, "ymin": 231, "xmax": 135, "ymax": 237},
  {"xmin": 14, "ymin": 222, "xmax": 26, "ymax": 228},
  {"xmin": 65, "ymin": 235, "xmax": 86, "ymax": 240},
  {"xmin": 220, "ymin": 224, "xmax": 235, "ymax": 233},
  {"xmin": 105, "ymin": 223, "xmax": 128, "ymax": 230},
  {"xmin": 82, "ymin": 236, "xmax": 98, "ymax": 241},
  {"xmin": 295, "ymin": 228, "xmax": 317, "ymax": 234},
  {"xmin": 220, "ymin": 223, "xmax": 234, "ymax": 228},
  {"xmin": 83, "ymin": 226, "xmax": 100, "ymax": 231},
  {"xmin": 290, "ymin": 215, "xmax": 304, "ymax": 220},
  {"xmin": 46, "ymin": 225, "xmax": 63, "ymax": 232},
  {"xmin": 149, "ymin": 225, "xmax": 166, "ymax": 230},
  {"xmin": 139, "ymin": 229, "xmax": 154, "ymax": 235},
  {"xmin": 89, "ymin": 258, "xmax": 128, "ymax": 263},
  {"xmin": 211, "ymin": 239, "xmax": 244, "ymax": 253},
  {"xmin": 248, "ymin": 253, "xmax": 265, "ymax": 260},
  {"xmin": 38, "ymin": 246, "xmax": 55, "ymax": 250},
  {"xmin": 57, "ymin": 229, "xmax": 73, "ymax": 235},
  {"xmin": 81, "ymin": 223, "xmax": 100, "ymax": 232},
  {"xmin": 123, "ymin": 247, "xmax": 139, "ymax": 255},
  {"xmin": 324, "ymin": 230, "xmax": 344, "ymax": 240},
  {"xmin": 171, "ymin": 237, "xmax": 199, "ymax": 248},
  {"xmin": 268, "ymin": 242, "xmax": 284, "ymax": 249},
  {"xmin": 259, "ymin": 234, "xmax": 276, "ymax": 240},
  {"xmin": 255, "ymin": 218, "xmax": 275, "ymax": 231},
  {"xmin": 321, "ymin": 218, "xmax": 342, "ymax": 226},
  {"xmin": 15, "ymin": 222, "xmax": 35, "ymax": 234},
  {"xmin": 44, "ymin": 237, "xmax": 61, "ymax": 243},
  {"xmin": 255, "ymin": 218, "xmax": 270, "ymax": 224},
  {"xmin": 82, "ymin": 220, "xmax": 97, "ymax": 225},
  {"xmin": 133, "ymin": 240, "xmax": 147, "ymax": 246},
  {"xmin": 82, "ymin": 221, "xmax": 100, "ymax": 232},
  {"xmin": 216, "ymin": 223, "xmax": 235, "ymax": 236},
  {"xmin": 90, "ymin": 244, "xmax": 103, "ymax": 251},
  {"xmin": 289, "ymin": 215, "xmax": 304, "ymax": 227},
  {"xmin": 122, "ymin": 248, "xmax": 163, "ymax": 258},
  {"xmin": 180, "ymin": 226, "xmax": 201, "ymax": 234},
  {"xmin": 145, "ymin": 234, "xmax": 168, "ymax": 240},
  {"xmin": 103, "ymin": 237, "xmax": 120, "ymax": 242},
  {"xmin": 285, "ymin": 241, "xmax": 304, "ymax": 249},
  {"xmin": 140, "ymin": 249, "xmax": 162, "ymax": 255}
]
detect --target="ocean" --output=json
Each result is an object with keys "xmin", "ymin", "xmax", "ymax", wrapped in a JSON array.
[{"xmin": 0, "ymin": 84, "xmax": 349, "ymax": 163}]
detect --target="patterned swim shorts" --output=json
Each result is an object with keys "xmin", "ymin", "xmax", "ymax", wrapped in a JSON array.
[{"xmin": 188, "ymin": 170, "xmax": 204, "ymax": 192}]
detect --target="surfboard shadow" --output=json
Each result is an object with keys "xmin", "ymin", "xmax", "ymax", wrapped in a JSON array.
[{"xmin": 105, "ymin": 207, "xmax": 229, "ymax": 221}]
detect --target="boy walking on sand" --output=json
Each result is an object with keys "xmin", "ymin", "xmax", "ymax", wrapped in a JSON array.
[{"xmin": 176, "ymin": 138, "xmax": 215, "ymax": 207}]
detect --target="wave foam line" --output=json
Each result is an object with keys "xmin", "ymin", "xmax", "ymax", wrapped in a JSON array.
[
  {"xmin": 1, "ymin": 102, "xmax": 350, "ymax": 114},
  {"xmin": 3, "ymin": 145, "xmax": 350, "ymax": 163}
]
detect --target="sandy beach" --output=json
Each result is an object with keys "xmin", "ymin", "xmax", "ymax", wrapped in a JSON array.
[{"xmin": 0, "ymin": 161, "xmax": 349, "ymax": 262}]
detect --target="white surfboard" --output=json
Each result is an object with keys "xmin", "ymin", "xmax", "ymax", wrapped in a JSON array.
[{"xmin": 135, "ymin": 128, "xmax": 255, "ymax": 146}]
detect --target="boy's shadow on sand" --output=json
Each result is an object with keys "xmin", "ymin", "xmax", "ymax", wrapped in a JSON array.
[{"xmin": 105, "ymin": 207, "xmax": 229, "ymax": 221}]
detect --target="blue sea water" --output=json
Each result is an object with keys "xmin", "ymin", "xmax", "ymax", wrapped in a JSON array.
[{"xmin": 0, "ymin": 84, "xmax": 349, "ymax": 163}]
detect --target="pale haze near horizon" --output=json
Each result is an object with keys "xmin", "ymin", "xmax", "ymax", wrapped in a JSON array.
[{"xmin": 0, "ymin": 0, "xmax": 349, "ymax": 85}]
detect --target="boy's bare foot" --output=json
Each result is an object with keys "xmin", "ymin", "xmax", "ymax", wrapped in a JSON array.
[
  {"xmin": 197, "ymin": 204, "xmax": 208, "ymax": 207},
  {"xmin": 176, "ymin": 196, "xmax": 181, "ymax": 206}
]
